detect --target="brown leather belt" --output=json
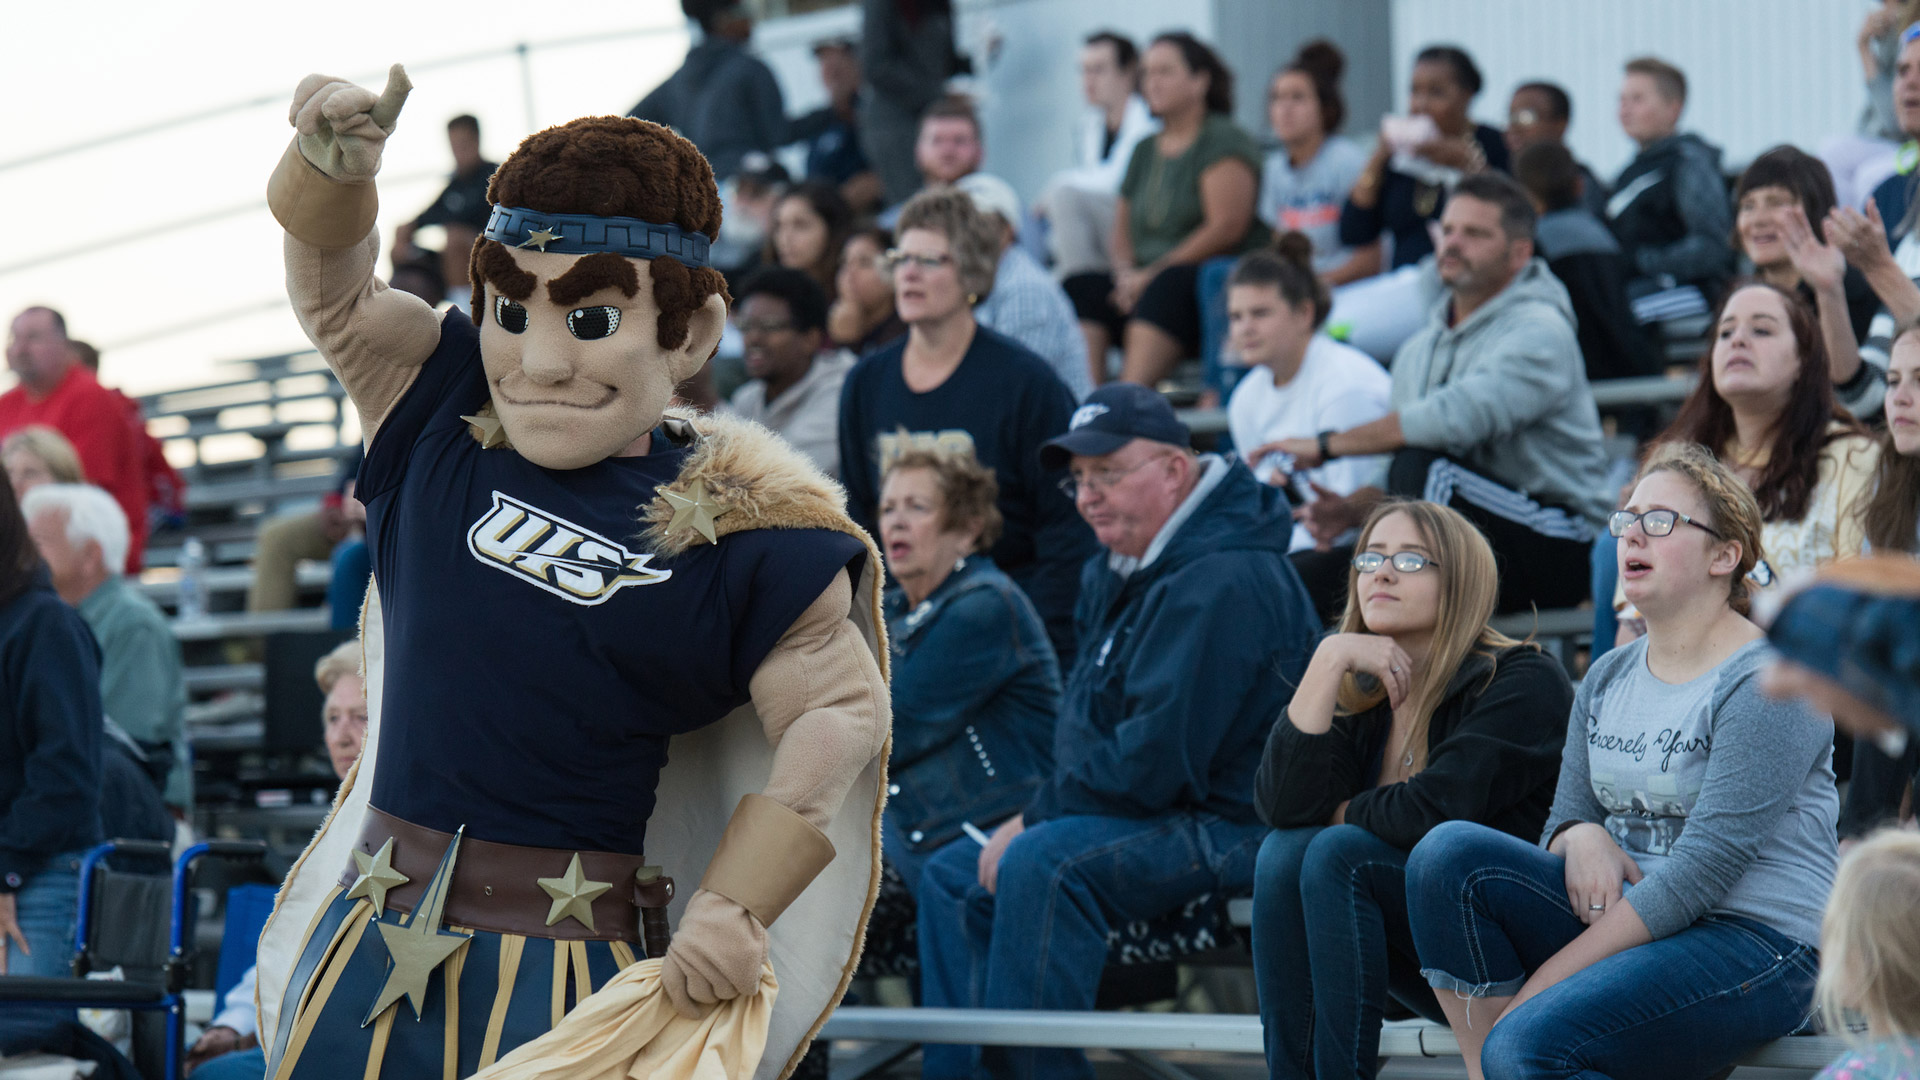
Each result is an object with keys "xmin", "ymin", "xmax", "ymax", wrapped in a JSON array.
[{"xmin": 340, "ymin": 806, "xmax": 670, "ymax": 943}]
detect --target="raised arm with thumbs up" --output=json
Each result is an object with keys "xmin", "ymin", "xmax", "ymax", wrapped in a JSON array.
[{"xmin": 267, "ymin": 63, "xmax": 443, "ymax": 442}]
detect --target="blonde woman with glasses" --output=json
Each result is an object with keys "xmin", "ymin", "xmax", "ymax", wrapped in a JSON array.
[
  {"xmin": 1408, "ymin": 442, "xmax": 1837, "ymax": 1080},
  {"xmin": 1250, "ymin": 499, "xmax": 1570, "ymax": 1080}
]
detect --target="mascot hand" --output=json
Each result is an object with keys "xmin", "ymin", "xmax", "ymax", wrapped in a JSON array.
[
  {"xmin": 287, "ymin": 63, "xmax": 412, "ymax": 182},
  {"xmin": 659, "ymin": 889, "xmax": 769, "ymax": 1020}
]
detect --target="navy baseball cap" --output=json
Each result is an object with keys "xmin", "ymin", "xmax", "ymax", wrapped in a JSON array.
[{"xmin": 1040, "ymin": 383, "xmax": 1191, "ymax": 470}]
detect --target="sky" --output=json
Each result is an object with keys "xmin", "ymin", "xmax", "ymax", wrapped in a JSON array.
[{"xmin": 0, "ymin": 1, "xmax": 691, "ymax": 397}]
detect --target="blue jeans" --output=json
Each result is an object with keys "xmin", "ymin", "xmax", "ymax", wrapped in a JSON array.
[
  {"xmin": 1251, "ymin": 826, "xmax": 1444, "ymax": 1080},
  {"xmin": 1405, "ymin": 822, "xmax": 1819, "ymax": 1080},
  {"xmin": 194, "ymin": 1047, "xmax": 267, "ymax": 1080},
  {"xmin": 915, "ymin": 811, "xmax": 1266, "ymax": 1080},
  {"xmin": 1590, "ymin": 535, "xmax": 1619, "ymax": 660},
  {"xmin": 6, "ymin": 852, "xmax": 84, "ymax": 978}
]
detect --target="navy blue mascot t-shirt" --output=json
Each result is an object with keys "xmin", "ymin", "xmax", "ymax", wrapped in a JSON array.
[{"xmin": 357, "ymin": 309, "xmax": 864, "ymax": 855}]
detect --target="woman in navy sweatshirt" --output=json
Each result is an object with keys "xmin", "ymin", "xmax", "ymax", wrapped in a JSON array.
[
  {"xmin": 1250, "ymin": 499, "xmax": 1569, "ymax": 1080},
  {"xmin": 837, "ymin": 188, "xmax": 1095, "ymax": 662},
  {"xmin": 0, "ymin": 473, "xmax": 103, "ymax": 976}
]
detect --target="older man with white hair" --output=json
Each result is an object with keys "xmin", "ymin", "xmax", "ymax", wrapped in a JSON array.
[
  {"xmin": 22, "ymin": 483, "xmax": 188, "ymax": 811},
  {"xmin": 959, "ymin": 173, "xmax": 1095, "ymax": 400}
]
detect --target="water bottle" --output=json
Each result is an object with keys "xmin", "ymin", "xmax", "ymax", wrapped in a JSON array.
[{"xmin": 177, "ymin": 538, "xmax": 209, "ymax": 622}]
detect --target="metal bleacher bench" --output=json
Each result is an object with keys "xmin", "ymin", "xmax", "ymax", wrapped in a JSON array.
[{"xmin": 817, "ymin": 1008, "xmax": 1846, "ymax": 1078}]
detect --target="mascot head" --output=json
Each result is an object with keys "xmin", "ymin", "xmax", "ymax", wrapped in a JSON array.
[{"xmin": 469, "ymin": 116, "xmax": 729, "ymax": 469}]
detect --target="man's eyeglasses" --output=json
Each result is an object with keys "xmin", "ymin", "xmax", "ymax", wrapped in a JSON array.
[
  {"xmin": 1608, "ymin": 509, "xmax": 1722, "ymax": 540},
  {"xmin": 882, "ymin": 249, "xmax": 955, "ymax": 272},
  {"xmin": 1056, "ymin": 456, "xmax": 1167, "ymax": 500},
  {"xmin": 1352, "ymin": 551, "xmax": 1439, "ymax": 575}
]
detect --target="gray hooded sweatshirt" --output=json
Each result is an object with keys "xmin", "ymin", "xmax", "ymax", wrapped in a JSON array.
[{"xmin": 1393, "ymin": 258, "xmax": 1612, "ymax": 528}]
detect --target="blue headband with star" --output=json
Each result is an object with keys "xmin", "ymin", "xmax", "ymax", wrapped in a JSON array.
[{"xmin": 483, "ymin": 204, "xmax": 713, "ymax": 268}]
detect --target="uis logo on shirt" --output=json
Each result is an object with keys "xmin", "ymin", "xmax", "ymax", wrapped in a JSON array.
[{"xmin": 466, "ymin": 491, "xmax": 672, "ymax": 605}]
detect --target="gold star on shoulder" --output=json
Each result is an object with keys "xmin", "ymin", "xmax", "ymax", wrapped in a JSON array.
[
  {"xmin": 538, "ymin": 853, "xmax": 614, "ymax": 932},
  {"xmin": 520, "ymin": 226, "xmax": 562, "ymax": 251},
  {"xmin": 460, "ymin": 409, "xmax": 510, "ymax": 450},
  {"xmin": 345, "ymin": 838, "xmax": 410, "ymax": 917},
  {"xmin": 364, "ymin": 828, "xmax": 472, "ymax": 1025},
  {"xmin": 660, "ymin": 480, "xmax": 732, "ymax": 545}
]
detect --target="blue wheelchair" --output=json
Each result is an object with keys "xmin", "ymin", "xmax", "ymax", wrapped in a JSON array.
[{"xmin": 0, "ymin": 838, "xmax": 268, "ymax": 1079}]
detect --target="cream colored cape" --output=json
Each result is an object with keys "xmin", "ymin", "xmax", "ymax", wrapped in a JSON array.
[{"xmin": 254, "ymin": 410, "xmax": 889, "ymax": 1080}]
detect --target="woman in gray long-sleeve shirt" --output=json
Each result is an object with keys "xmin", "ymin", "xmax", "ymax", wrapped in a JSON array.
[{"xmin": 1405, "ymin": 443, "xmax": 1837, "ymax": 1080}]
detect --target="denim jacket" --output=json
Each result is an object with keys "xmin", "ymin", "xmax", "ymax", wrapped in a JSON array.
[{"xmin": 884, "ymin": 556, "xmax": 1060, "ymax": 852}]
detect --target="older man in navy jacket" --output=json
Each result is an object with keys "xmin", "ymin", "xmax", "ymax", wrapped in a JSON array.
[{"xmin": 914, "ymin": 383, "xmax": 1320, "ymax": 1080}]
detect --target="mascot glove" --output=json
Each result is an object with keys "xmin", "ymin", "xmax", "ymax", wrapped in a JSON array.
[
  {"xmin": 659, "ymin": 889, "xmax": 770, "ymax": 1021},
  {"xmin": 288, "ymin": 63, "xmax": 412, "ymax": 182}
]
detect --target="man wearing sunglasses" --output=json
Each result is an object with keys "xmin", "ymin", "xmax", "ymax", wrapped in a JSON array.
[{"xmin": 914, "ymin": 382, "xmax": 1319, "ymax": 1080}]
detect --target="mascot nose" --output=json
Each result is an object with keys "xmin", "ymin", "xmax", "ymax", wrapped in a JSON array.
[{"xmin": 517, "ymin": 343, "xmax": 577, "ymax": 385}]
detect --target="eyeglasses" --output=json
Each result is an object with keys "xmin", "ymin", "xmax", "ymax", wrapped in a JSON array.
[
  {"xmin": 882, "ymin": 249, "xmax": 955, "ymax": 272},
  {"xmin": 1352, "ymin": 551, "xmax": 1439, "ymax": 575},
  {"xmin": 1509, "ymin": 108, "xmax": 1540, "ymax": 126},
  {"xmin": 1057, "ymin": 455, "xmax": 1168, "ymax": 500},
  {"xmin": 1608, "ymin": 509, "xmax": 1723, "ymax": 540},
  {"xmin": 737, "ymin": 319, "xmax": 795, "ymax": 335}
]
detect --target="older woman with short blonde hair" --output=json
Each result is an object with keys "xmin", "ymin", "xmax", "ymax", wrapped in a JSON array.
[{"xmin": 836, "ymin": 189, "xmax": 1097, "ymax": 662}]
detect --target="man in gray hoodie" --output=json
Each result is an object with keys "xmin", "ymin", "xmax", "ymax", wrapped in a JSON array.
[{"xmin": 1268, "ymin": 173, "xmax": 1610, "ymax": 615}]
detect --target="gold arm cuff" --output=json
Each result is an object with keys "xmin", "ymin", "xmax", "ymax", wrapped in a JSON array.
[
  {"xmin": 698, "ymin": 793, "xmax": 836, "ymax": 927},
  {"xmin": 267, "ymin": 140, "xmax": 379, "ymax": 250}
]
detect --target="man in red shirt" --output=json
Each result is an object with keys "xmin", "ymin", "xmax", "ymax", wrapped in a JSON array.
[{"xmin": 2, "ymin": 307, "xmax": 149, "ymax": 569}]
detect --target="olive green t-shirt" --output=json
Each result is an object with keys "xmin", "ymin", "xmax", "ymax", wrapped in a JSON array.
[{"xmin": 1120, "ymin": 113, "xmax": 1269, "ymax": 267}]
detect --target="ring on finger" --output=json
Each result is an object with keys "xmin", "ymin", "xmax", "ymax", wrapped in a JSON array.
[{"xmin": 1587, "ymin": 903, "xmax": 1606, "ymax": 912}]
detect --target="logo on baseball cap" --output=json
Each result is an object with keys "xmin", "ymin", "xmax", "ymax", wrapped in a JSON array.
[{"xmin": 1040, "ymin": 383, "xmax": 1190, "ymax": 470}]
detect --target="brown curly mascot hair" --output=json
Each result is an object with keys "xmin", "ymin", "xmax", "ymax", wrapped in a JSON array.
[{"xmin": 469, "ymin": 116, "xmax": 730, "ymax": 351}]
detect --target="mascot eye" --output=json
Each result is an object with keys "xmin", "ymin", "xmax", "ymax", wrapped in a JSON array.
[
  {"xmin": 494, "ymin": 296, "xmax": 529, "ymax": 334},
  {"xmin": 566, "ymin": 306, "xmax": 622, "ymax": 341}
]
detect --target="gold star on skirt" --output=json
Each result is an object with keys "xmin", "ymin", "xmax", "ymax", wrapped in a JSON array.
[{"xmin": 364, "ymin": 828, "xmax": 471, "ymax": 1025}]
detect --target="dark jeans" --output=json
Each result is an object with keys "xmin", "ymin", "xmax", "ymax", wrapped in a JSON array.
[
  {"xmin": 916, "ymin": 811, "xmax": 1266, "ymax": 1080},
  {"xmin": 1405, "ymin": 822, "xmax": 1819, "ymax": 1080},
  {"xmin": 1387, "ymin": 450, "xmax": 1592, "ymax": 615},
  {"xmin": 1251, "ymin": 826, "xmax": 1443, "ymax": 1080}
]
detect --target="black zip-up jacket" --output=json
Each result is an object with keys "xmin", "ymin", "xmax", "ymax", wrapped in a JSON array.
[{"xmin": 1254, "ymin": 643, "xmax": 1569, "ymax": 851}]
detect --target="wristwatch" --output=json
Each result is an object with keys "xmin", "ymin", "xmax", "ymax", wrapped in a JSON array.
[{"xmin": 1317, "ymin": 430, "xmax": 1337, "ymax": 462}]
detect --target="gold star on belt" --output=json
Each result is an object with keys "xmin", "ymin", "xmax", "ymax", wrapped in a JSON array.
[
  {"xmin": 520, "ymin": 226, "xmax": 562, "ymax": 251},
  {"xmin": 364, "ymin": 828, "xmax": 472, "ymax": 1025},
  {"xmin": 345, "ymin": 837, "xmax": 410, "ymax": 916},
  {"xmin": 537, "ymin": 853, "xmax": 614, "ymax": 932},
  {"xmin": 660, "ymin": 479, "xmax": 731, "ymax": 545}
]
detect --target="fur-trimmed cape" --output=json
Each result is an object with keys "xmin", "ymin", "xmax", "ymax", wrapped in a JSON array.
[{"xmin": 255, "ymin": 410, "xmax": 889, "ymax": 1080}]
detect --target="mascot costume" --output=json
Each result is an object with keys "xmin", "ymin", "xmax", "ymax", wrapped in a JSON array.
[{"xmin": 252, "ymin": 65, "xmax": 891, "ymax": 1080}]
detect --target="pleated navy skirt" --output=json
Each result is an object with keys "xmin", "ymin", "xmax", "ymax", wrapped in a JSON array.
[{"xmin": 265, "ymin": 887, "xmax": 641, "ymax": 1080}]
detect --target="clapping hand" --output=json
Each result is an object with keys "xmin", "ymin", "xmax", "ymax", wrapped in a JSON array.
[
  {"xmin": 1779, "ymin": 204, "xmax": 1845, "ymax": 293},
  {"xmin": 1826, "ymin": 200, "xmax": 1897, "ymax": 275}
]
